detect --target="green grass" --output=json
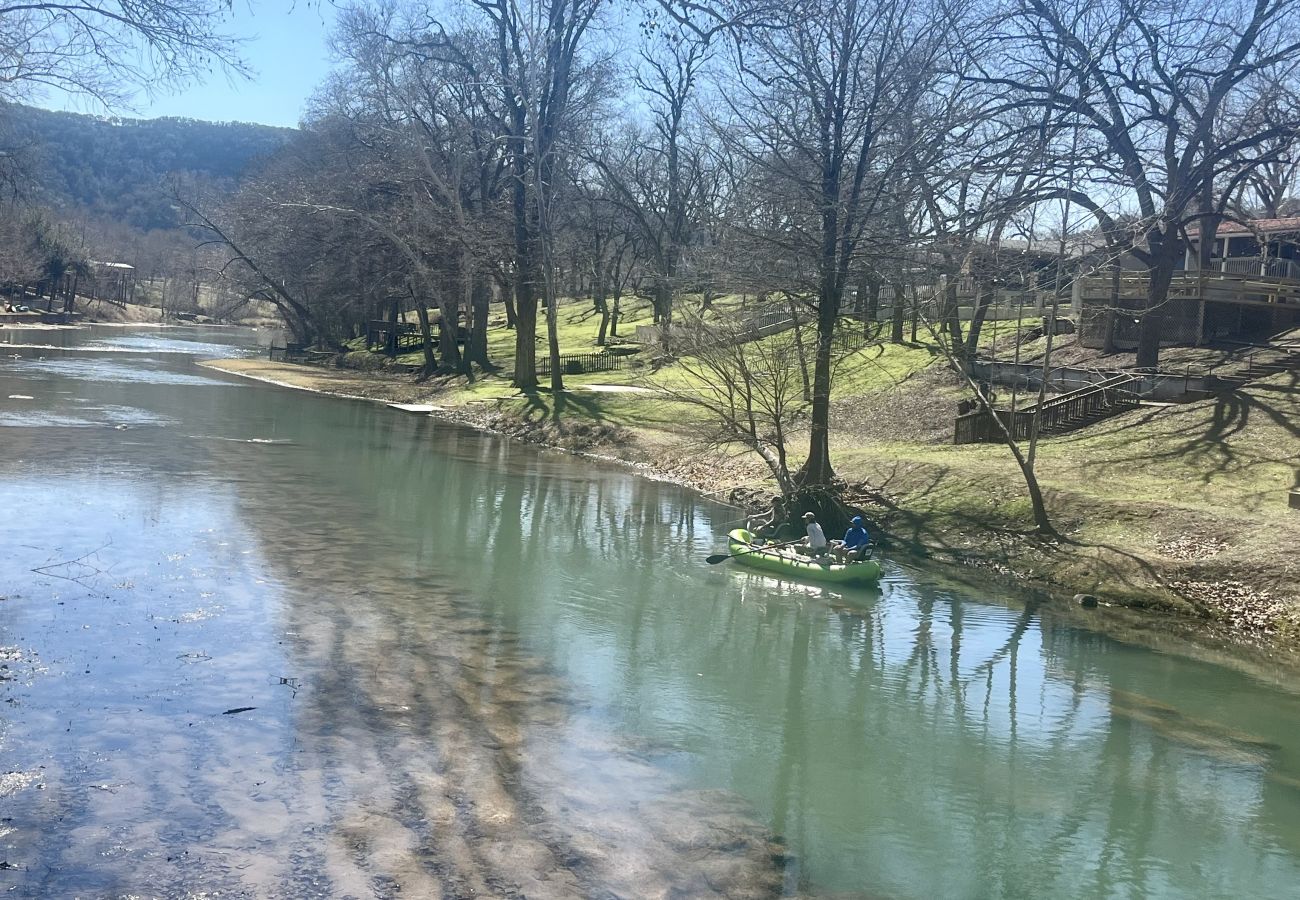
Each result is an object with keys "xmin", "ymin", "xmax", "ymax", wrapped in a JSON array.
[
  {"xmin": 313, "ymin": 300, "xmax": 1300, "ymax": 618},
  {"xmin": 351, "ymin": 301, "xmax": 1297, "ymax": 540},
  {"xmin": 830, "ymin": 340, "xmax": 940, "ymax": 397}
]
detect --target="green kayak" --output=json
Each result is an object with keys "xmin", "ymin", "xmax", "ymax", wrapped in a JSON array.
[{"xmin": 726, "ymin": 529, "xmax": 882, "ymax": 585}]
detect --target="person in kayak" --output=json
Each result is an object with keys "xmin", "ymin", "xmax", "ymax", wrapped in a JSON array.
[
  {"xmin": 801, "ymin": 512, "xmax": 829, "ymax": 558},
  {"xmin": 833, "ymin": 516, "xmax": 872, "ymax": 562},
  {"xmin": 749, "ymin": 497, "xmax": 786, "ymax": 543}
]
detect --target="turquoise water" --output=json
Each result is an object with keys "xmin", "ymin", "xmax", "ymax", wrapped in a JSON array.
[{"xmin": 0, "ymin": 325, "xmax": 1298, "ymax": 898}]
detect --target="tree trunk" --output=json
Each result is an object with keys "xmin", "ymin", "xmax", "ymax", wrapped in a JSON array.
[
  {"xmin": 594, "ymin": 276, "xmax": 610, "ymax": 345},
  {"xmin": 1136, "ymin": 243, "xmax": 1178, "ymax": 370},
  {"xmin": 944, "ymin": 278, "xmax": 963, "ymax": 348},
  {"xmin": 510, "ymin": 118, "xmax": 537, "ymax": 389},
  {"xmin": 386, "ymin": 296, "xmax": 400, "ymax": 356},
  {"xmin": 798, "ymin": 278, "xmax": 838, "ymax": 487},
  {"xmin": 513, "ymin": 264, "xmax": 538, "ymax": 391},
  {"xmin": 596, "ymin": 298, "xmax": 610, "ymax": 345},
  {"xmin": 438, "ymin": 299, "xmax": 462, "ymax": 372},
  {"xmin": 545, "ymin": 283, "xmax": 563, "ymax": 393},
  {"xmin": 654, "ymin": 276, "xmax": 673, "ymax": 348},
  {"xmin": 964, "ymin": 281, "xmax": 992, "ymax": 362},
  {"xmin": 788, "ymin": 296, "xmax": 812, "ymax": 403},
  {"xmin": 1196, "ymin": 179, "xmax": 1217, "ymax": 272},
  {"xmin": 890, "ymin": 279, "xmax": 906, "ymax": 343},
  {"xmin": 465, "ymin": 272, "xmax": 494, "ymax": 370},
  {"xmin": 755, "ymin": 442, "xmax": 796, "ymax": 498},
  {"xmin": 1005, "ymin": 433, "xmax": 1055, "ymax": 535},
  {"xmin": 1102, "ymin": 258, "xmax": 1120, "ymax": 354},
  {"xmin": 864, "ymin": 269, "xmax": 880, "ymax": 334},
  {"xmin": 501, "ymin": 276, "xmax": 517, "ymax": 329},
  {"xmin": 413, "ymin": 300, "xmax": 437, "ymax": 375}
]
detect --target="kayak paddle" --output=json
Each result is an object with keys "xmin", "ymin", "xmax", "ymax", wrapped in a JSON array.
[{"xmin": 706, "ymin": 536, "xmax": 806, "ymax": 565}]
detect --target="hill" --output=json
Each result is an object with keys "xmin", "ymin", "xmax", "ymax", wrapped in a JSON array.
[{"xmin": 1, "ymin": 104, "xmax": 294, "ymax": 230}]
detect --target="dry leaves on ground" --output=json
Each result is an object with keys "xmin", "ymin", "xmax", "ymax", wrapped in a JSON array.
[
  {"xmin": 1168, "ymin": 579, "xmax": 1292, "ymax": 634},
  {"xmin": 1157, "ymin": 533, "xmax": 1228, "ymax": 560}
]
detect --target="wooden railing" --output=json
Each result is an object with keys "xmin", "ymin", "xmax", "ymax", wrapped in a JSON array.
[
  {"xmin": 1076, "ymin": 271, "xmax": 1300, "ymax": 309},
  {"xmin": 954, "ymin": 373, "xmax": 1142, "ymax": 444},
  {"xmin": 1034, "ymin": 374, "xmax": 1141, "ymax": 433},
  {"xmin": 365, "ymin": 319, "xmax": 419, "ymax": 354}
]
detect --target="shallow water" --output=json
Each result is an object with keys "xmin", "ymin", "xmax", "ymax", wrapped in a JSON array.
[{"xmin": 1, "ymin": 325, "xmax": 1299, "ymax": 898}]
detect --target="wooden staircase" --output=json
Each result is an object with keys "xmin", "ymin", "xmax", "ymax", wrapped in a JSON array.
[
  {"xmin": 954, "ymin": 374, "xmax": 1142, "ymax": 444},
  {"xmin": 955, "ymin": 333, "xmax": 1299, "ymax": 445},
  {"xmin": 1033, "ymin": 373, "xmax": 1144, "ymax": 435}
]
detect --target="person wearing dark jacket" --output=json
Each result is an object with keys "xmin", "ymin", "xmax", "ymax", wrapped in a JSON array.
[{"xmin": 833, "ymin": 516, "xmax": 872, "ymax": 562}]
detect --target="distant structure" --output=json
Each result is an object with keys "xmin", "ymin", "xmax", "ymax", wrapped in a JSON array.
[
  {"xmin": 1073, "ymin": 217, "xmax": 1300, "ymax": 350},
  {"xmin": 89, "ymin": 261, "xmax": 135, "ymax": 307}
]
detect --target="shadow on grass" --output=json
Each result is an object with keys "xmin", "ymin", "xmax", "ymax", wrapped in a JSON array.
[
  {"xmin": 1047, "ymin": 372, "xmax": 1299, "ymax": 486},
  {"xmin": 519, "ymin": 389, "xmax": 608, "ymax": 427},
  {"xmin": 866, "ymin": 458, "xmax": 1171, "ymax": 603}
]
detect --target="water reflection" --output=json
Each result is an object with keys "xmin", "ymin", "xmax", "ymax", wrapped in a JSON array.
[{"xmin": 1, "ymin": 325, "xmax": 1299, "ymax": 898}]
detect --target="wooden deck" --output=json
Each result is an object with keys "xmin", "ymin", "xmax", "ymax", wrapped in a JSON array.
[{"xmin": 1075, "ymin": 271, "xmax": 1300, "ymax": 310}]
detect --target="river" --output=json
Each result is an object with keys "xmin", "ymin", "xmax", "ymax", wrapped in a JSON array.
[{"xmin": 1, "ymin": 324, "xmax": 1298, "ymax": 899}]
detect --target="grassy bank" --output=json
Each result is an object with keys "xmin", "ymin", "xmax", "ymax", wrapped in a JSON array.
[{"xmin": 202, "ymin": 299, "xmax": 1300, "ymax": 647}]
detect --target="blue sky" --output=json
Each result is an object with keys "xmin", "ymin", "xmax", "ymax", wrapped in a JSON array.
[{"xmin": 46, "ymin": 2, "xmax": 341, "ymax": 128}]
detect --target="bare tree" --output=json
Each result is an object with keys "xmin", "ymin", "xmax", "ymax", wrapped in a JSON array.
[
  {"xmin": 922, "ymin": 303, "xmax": 1057, "ymax": 534},
  {"xmin": 654, "ymin": 314, "xmax": 809, "ymax": 496},
  {"xmin": 568, "ymin": 167, "xmax": 640, "ymax": 344},
  {"xmin": 593, "ymin": 29, "xmax": 712, "ymax": 341},
  {"xmin": 326, "ymin": 6, "xmax": 515, "ymax": 374},
  {"xmin": 964, "ymin": 0, "xmax": 1300, "ymax": 369},
  {"xmin": 717, "ymin": 0, "xmax": 950, "ymax": 485},
  {"xmin": 459, "ymin": 0, "xmax": 605, "ymax": 392},
  {"xmin": 1230, "ymin": 75, "xmax": 1300, "ymax": 217},
  {"xmin": 0, "ymin": 1, "xmax": 245, "ymax": 108}
]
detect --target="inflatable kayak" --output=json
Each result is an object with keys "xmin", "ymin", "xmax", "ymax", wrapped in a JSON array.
[{"xmin": 726, "ymin": 529, "xmax": 882, "ymax": 585}]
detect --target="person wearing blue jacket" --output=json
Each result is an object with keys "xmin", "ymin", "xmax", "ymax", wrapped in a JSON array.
[{"xmin": 833, "ymin": 516, "xmax": 872, "ymax": 562}]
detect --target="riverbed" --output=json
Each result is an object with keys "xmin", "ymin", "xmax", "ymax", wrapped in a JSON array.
[{"xmin": 2, "ymin": 325, "xmax": 1299, "ymax": 898}]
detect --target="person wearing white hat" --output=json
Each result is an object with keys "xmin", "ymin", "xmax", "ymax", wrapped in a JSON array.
[{"xmin": 801, "ymin": 511, "xmax": 828, "ymax": 557}]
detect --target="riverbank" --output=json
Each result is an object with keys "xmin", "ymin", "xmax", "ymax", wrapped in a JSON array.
[
  {"xmin": 200, "ymin": 355, "xmax": 1300, "ymax": 652},
  {"xmin": 0, "ymin": 296, "xmax": 281, "ymax": 329}
]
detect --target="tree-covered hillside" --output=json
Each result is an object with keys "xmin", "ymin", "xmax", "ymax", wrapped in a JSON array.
[{"xmin": 3, "ymin": 104, "xmax": 294, "ymax": 230}]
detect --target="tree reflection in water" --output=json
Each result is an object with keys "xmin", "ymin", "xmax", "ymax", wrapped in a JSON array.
[{"xmin": 2, "ymin": 348, "xmax": 1299, "ymax": 898}]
